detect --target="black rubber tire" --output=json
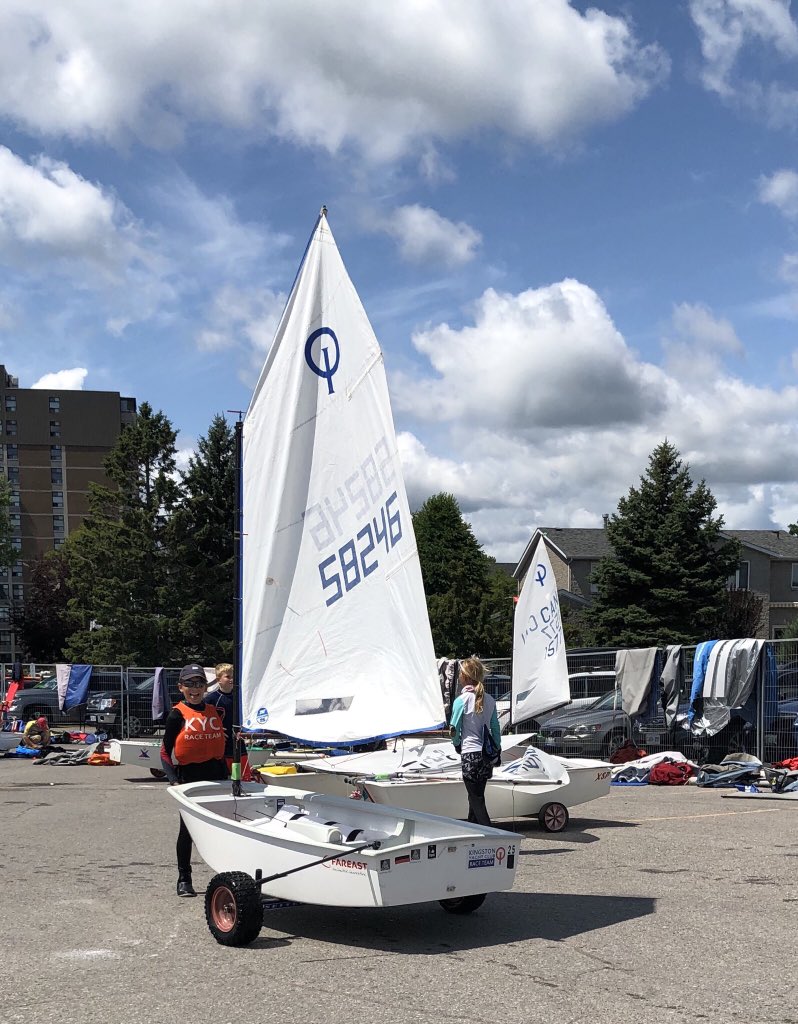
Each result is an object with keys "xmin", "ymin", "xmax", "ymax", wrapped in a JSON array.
[
  {"xmin": 538, "ymin": 801, "xmax": 570, "ymax": 833},
  {"xmin": 205, "ymin": 872, "xmax": 263, "ymax": 946},
  {"xmin": 603, "ymin": 730, "xmax": 626, "ymax": 759},
  {"xmin": 438, "ymin": 893, "xmax": 487, "ymax": 914},
  {"xmin": 149, "ymin": 767, "xmax": 167, "ymax": 780}
]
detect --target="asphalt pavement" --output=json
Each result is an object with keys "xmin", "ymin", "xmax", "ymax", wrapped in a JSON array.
[{"xmin": 2, "ymin": 757, "xmax": 797, "ymax": 1024}]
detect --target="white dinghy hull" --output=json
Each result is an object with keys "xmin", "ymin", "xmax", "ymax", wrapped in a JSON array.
[
  {"xmin": 170, "ymin": 781, "xmax": 521, "ymax": 908},
  {"xmin": 360, "ymin": 756, "xmax": 612, "ymax": 821}
]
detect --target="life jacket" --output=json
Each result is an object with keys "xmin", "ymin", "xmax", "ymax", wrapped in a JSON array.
[{"xmin": 173, "ymin": 701, "xmax": 226, "ymax": 765}]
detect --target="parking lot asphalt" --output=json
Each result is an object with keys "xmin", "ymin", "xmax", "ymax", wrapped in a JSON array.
[{"xmin": 3, "ymin": 758, "xmax": 797, "ymax": 1024}]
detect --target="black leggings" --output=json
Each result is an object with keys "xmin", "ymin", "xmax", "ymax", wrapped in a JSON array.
[
  {"xmin": 177, "ymin": 818, "xmax": 193, "ymax": 874},
  {"xmin": 463, "ymin": 776, "xmax": 493, "ymax": 828}
]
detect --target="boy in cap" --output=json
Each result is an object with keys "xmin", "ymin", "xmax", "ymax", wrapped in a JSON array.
[{"xmin": 160, "ymin": 663, "xmax": 227, "ymax": 897}]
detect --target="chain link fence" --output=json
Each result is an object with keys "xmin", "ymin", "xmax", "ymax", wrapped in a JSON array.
[{"xmin": 3, "ymin": 644, "xmax": 798, "ymax": 763}]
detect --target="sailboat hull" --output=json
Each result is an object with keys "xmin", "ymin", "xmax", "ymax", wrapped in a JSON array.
[
  {"xmin": 169, "ymin": 781, "xmax": 521, "ymax": 907},
  {"xmin": 360, "ymin": 758, "xmax": 612, "ymax": 820}
]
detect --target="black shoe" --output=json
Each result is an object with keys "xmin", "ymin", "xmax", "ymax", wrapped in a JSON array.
[{"xmin": 176, "ymin": 876, "xmax": 196, "ymax": 898}]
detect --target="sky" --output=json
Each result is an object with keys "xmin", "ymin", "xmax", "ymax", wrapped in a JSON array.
[{"xmin": 3, "ymin": 1, "xmax": 798, "ymax": 562}]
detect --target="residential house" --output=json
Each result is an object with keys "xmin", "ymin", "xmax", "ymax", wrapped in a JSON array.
[{"xmin": 514, "ymin": 526, "xmax": 798, "ymax": 639}]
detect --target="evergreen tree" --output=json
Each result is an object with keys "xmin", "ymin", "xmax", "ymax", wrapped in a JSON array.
[
  {"xmin": 413, "ymin": 493, "xmax": 513, "ymax": 656},
  {"xmin": 587, "ymin": 440, "xmax": 740, "ymax": 646},
  {"xmin": 63, "ymin": 402, "xmax": 180, "ymax": 664},
  {"xmin": 170, "ymin": 414, "xmax": 235, "ymax": 661},
  {"xmin": 0, "ymin": 478, "xmax": 14, "ymax": 572},
  {"xmin": 11, "ymin": 551, "xmax": 76, "ymax": 661}
]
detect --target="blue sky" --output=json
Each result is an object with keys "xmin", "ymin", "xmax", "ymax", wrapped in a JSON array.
[{"xmin": 3, "ymin": 1, "xmax": 798, "ymax": 559}]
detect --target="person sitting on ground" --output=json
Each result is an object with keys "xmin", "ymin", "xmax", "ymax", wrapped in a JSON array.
[{"xmin": 23, "ymin": 716, "xmax": 51, "ymax": 751}]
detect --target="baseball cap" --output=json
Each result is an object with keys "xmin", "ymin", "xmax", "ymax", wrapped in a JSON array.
[{"xmin": 179, "ymin": 663, "xmax": 207, "ymax": 684}]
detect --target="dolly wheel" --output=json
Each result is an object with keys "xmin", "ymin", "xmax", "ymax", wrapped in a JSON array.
[
  {"xmin": 538, "ymin": 801, "xmax": 569, "ymax": 833},
  {"xmin": 149, "ymin": 767, "xmax": 167, "ymax": 780},
  {"xmin": 438, "ymin": 893, "xmax": 487, "ymax": 914},
  {"xmin": 205, "ymin": 872, "xmax": 263, "ymax": 946}
]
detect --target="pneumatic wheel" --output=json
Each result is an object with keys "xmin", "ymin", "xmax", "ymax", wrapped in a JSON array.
[
  {"xmin": 149, "ymin": 767, "xmax": 167, "ymax": 780},
  {"xmin": 438, "ymin": 893, "xmax": 487, "ymax": 914},
  {"xmin": 205, "ymin": 872, "xmax": 263, "ymax": 946},
  {"xmin": 538, "ymin": 801, "xmax": 569, "ymax": 833}
]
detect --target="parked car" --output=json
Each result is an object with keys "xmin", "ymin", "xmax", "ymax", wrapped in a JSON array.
[
  {"xmin": 87, "ymin": 673, "xmax": 181, "ymax": 737},
  {"xmin": 766, "ymin": 699, "xmax": 798, "ymax": 760},
  {"xmin": 6, "ymin": 675, "xmax": 96, "ymax": 727},
  {"xmin": 534, "ymin": 690, "xmax": 629, "ymax": 758}
]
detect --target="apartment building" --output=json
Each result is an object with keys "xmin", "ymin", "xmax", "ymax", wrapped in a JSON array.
[{"xmin": 0, "ymin": 365, "xmax": 136, "ymax": 660}]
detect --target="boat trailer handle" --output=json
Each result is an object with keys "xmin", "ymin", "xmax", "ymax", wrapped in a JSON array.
[{"xmin": 254, "ymin": 841, "xmax": 381, "ymax": 889}]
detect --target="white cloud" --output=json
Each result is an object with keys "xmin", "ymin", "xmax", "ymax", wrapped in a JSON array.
[
  {"xmin": 393, "ymin": 279, "xmax": 661, "ymax": 430},
  {"xmin": 391, "ymin": 279, "xmax": 798, "ymax": 559},
  {"xmin": 30, "ymin": 367, "xmax": 88, "ymax": 390},
  {"xmin": 0, "ymin": 146, "xmax": 138, "ymax": 274},
  {"xmin": 759, "ymin": 168, "xmax": 798, "ymax": 219},
  {"xmin": 197, "ymin": 284, "xmax": 286, "ymax": 359},
  {"xmin": 690, "ymin": 0, "xmax": 798, "ymax": 125},
  {"xmin": 380, "ymin": 206, "xmax": 481, "ymax": 267},
  {"xmin": 0, "ymin": 2, "xmax": 668, "ymax": 160}
]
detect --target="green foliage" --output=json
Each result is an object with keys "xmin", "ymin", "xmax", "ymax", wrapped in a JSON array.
[
  {"xmin": 11, "ymin": 551, "xmax": 77, "ymax": 661},
  {"xmin": 169, "ymin": 414, "xmax": 235, "ymax": 661},
  {"xmin": 413, "ymin": 493, "xmax": 514, "ymax": 656},
  {"xmin": 63, "ymin": 402, "xmax": 180, "ymax": 664},
  {"xmin": 587, "ymin": 440, "xmax": 740, "ymax": 646},
  {"xmin": 0, "ymin": 477, "xmax": 15, "ymax": 571}
]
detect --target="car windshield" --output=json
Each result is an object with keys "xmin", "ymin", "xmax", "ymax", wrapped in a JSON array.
[
  {"xmin": 134, "ymin": 676, "xmax": 157, "ymax": 691},
  {"xmin": 588, "ymin": 690, "xmax": 620, "ymax": 711},
  {"xmin": 32, "ymin": 679, "xmax": 57, "ymax": 690}
]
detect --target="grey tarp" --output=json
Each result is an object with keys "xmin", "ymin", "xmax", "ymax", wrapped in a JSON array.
[
  {"xmin": 615, "ymin": 647, "xmax": 658, "ymax": 718},
  {"xmin": 660, "ymin": 644, "xmax": 684, "ymax": 729},
  {"xmin": 690, "ymin": 638, "xmax": 763, "ymax": 737}
]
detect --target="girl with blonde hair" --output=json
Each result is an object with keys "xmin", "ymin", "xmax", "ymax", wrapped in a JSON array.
[{"xmin": 449, "ymin": 656, "xmax": 502, "ymax": 827}]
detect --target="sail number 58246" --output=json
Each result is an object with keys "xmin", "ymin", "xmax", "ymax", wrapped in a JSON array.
[{"xmin": 318, "ymin": 492, "xmax": 402, "ymax": 606}]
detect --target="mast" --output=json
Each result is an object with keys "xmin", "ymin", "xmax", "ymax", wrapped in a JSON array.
[{"xmin": 231, "ymin": 416, "xmax": 244, "ymax": 794}]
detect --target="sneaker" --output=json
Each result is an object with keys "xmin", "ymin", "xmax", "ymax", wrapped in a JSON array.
[{"xmin": 176, "ymin": 877, "xmax": 196, "ymax": 898}]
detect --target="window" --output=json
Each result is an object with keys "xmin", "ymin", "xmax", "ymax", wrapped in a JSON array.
[
  {"xmin": 6, "ymin": 443, "xmax": 17, "ymax": 461},
  {"xmin": 12, "ymin": 584, "xmax": 23, "ymax": 600},
  {"xmin": 0, "ymin": 607, "xmax": 9, "ymax": 623},
  {"xmin": 4, "ymin": 395, "xmax": 16, "ymax": 412},
  {"xmin": 773, "ymin": 625, "xmax": 789, "ymax": 639},
  {"xmin": 5, "ymin": 419, "xmax": 16, "ymax": 436},
  {"xmin": 48, "ymin": 396, "xmax": 60, "ymax": 413},
  {"xmin": 6, "ymin": 467, "xmax": 19, "ymax": 484},
  {"xmin": 50, "ymin": 444, "xmax": 62, "ymax": 462},
  {"xmin": 729, "ymin": 561, "xmax": 750, "ymax": 590},
  {"xmin": 10, "ymin": 538, "xmax": 21, "ymax": 551},
  {"xmin": 120, "ymin": 397, "xmax": 135, "ymax": 413},
  {"xmin": 53, "ymin": 537, "xmax": 64, "ymax": 549},
  {"xmin": 0, "ymin": 584, "xmax": 7, "ymax": 599},
  {"xmin": 51, "ymin": 468, "xmax": 63, "ymax": 485},
  {"xmin": 52, "ymin": 490, "xmax": 64, "ymax": 508},
  {"xmin": 9, "ymin": 489, "xmax": 19, "ymax": 508},
  {"xmin": 589, "ymin": 561, "xmax": 600, "ymax": 595},
  {"xmin": 8, "ymin": 513, "xmax": 20, "ymax": 530},
  {"xmin": 792, "ymin": 564, "xmax": 798, "ymax": 590},
  {"xmin": 49, "ymin": 420, "xmax": 60, "ymax": 438},
  {"xmin": 53, "ymin": 514, "xmax": 64, "ymax": 533},
  {"xmin": 11, "ymin": 561, "xmax": 23, "ymax": 578},
  {"xmin": 0, "ymin": 631, "xmax": 12, "ymax": 647}
]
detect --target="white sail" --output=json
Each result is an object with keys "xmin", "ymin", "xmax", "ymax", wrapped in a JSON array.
[
  {"xmin": 241, "ymin": 211, "xmax": 445, "ymax": 744},
  {"xmin": 511, "ymin": 535, "xmax": 571, "ymax": 723}
]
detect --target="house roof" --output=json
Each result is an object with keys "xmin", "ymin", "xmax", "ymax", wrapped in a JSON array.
[
  {"xmin": 722, "ymin": 530, "xmax": 798, "ymax": 559},
  {"xmin": 513, "ymin": 525, "xmax": 798, "ymax": 577}
]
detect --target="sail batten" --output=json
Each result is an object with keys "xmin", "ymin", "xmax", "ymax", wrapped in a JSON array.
[{"xmin": 241, "ymin": 211, "xmax": 444, "ymax": 744}]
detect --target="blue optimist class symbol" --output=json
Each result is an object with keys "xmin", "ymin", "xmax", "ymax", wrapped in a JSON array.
[
  {"xmin": 535, "ymin": 562, "xmax": 547, "ymax": 586},
  {"xmin": 305, "ymin": 327, "xmax": 340, "ymax": 394},
  {"xmin": 256, "ymin": 707, "xmax": 270, "ymax": 725}
]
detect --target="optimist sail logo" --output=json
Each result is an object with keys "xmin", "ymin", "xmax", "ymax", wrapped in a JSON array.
[{"xmin": 305, "ymin": 327, "xmax": 340, "ymax": 395}]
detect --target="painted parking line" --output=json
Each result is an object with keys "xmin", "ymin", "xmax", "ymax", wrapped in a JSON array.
[{"xmin": 635, "ymin": 809, "xmax": 779, "ymax": 822}]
